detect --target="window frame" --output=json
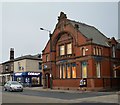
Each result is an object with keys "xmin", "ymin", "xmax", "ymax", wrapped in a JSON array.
[
  {"xmin": 67, "ymin": 43, "xmax": 72, "ymax": 55},
  {"xmin": 46, "ymin": 55, "xmax": 49, "ymax": 62},
  {"xmin": 112, "ymin": 45, "xmax": 116, "ymax": 58},
  {"xmin": 82, "ymin": 47, "xmax": 86, "ymax": 56},
  {"xmin": 59, "ymin": 45, "xmax": 65, "ymax": 56},
  {"xmin": 67, "ymin": 64, "xmax": 71, "ymax": 78},
  {"xmin": 96, "ymin": 62, "xmax": 101, "ymax": 78},
  {"xmin": 72, "ymin": 63, "xmax": 76, "ymax": 78},
  {"xmin": 81, "ymin": 61, "xmax": 87, "ymax": 78}
]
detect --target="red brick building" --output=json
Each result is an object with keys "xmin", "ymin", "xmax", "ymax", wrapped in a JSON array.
[{"xmin": 42, "ymin": 12, "xmax": 120, "ymax": 90}]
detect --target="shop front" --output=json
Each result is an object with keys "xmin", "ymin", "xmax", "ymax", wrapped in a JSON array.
[{"xmin": 14, "ymin": 72, "xmax": 42, "ymax": 87}]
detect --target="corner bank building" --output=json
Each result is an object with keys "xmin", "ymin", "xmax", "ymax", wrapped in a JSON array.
[{"xmin": 42, "ymin": 12, "xmax": 120, "ymax": 91}]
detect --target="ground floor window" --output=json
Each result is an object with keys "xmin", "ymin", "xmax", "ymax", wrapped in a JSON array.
[
  {"xmin": 17, "ymin": 77, "xmax": 22, "ymax": 83},
  {"xmin": 31, "ymin": 77, "xmax": 40, "ymax": 85},
  {"xmin": 58, "ymin": 63, "xmax": 76, "ymax": 79},
  {"xmin": 67, "ymin": 64, "xmax": 71, "ymax": 78},
  {"xmin": 114, "ymin": 70, "xmax": 117, "ymax": 78},
  {"xmin": 96, "ymin": 62, "xmax": 101, "ymax": 78},
  {"xmin": 7, "ymin": 75, "xmax": 10, "ymax": 81},
  {"xmin": 81, "ymin": 61, "xmax": 87, "ymax": 78},
  {"xmin": 63, "ymin": 65, "xmax": 66, "ymax": 79},
  {"xmin": 60, "ymin": 65, "xmax": 62, "ymax": 79},
  {"xmin": 113, "ymin": 64, "xmax": 117, "ymax": 78},
  {"xmin": 14, "ymin": 73, "xmax": 42, "ymax": 87},
  {"xmin": 72, "ymin": 63, "xmax": 76, "ymax": 78}
]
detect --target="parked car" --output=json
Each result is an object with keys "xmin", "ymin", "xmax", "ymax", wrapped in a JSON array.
[{"xmin": 4, "ymin": 81, "xmax": 23, "ymax": 92}]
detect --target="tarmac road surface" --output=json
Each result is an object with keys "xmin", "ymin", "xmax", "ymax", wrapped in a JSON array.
[{"xmin": 1, "ymin": 86, "xmax": 119, "ymax": 104}]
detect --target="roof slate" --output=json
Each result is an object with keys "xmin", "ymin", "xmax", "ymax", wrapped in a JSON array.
[
  {"xmin": 69, "ymin": 20, "xmax": 109, "ymax": 47},
  {"xmin": 14, "ymin": 54, "xmax": 42, "ymax": 61}
]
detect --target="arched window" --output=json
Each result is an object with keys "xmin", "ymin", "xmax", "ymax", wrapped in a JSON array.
[
  {"xmin": 46, "ymin": 55, "xmax": 49, "ymax": 62},
  {"xmin": 99, "ymin": 48, "xmax": 102, "ymax": 56},
  {"xmin": 96, "ymin": 47, "xmax": 99, "ymax": 55},
  {"xmin": 82, "ymin": 48, "xmax": 86, "ymax": 56},
  {"xmin": 67, "ymin": 43, "xmax": 72, "ymax": 54},
  {"xmin": 112, "ymin": 45, "xmax": 116, "ymax": 58},
  {"xmin": 60, "ymin": 45, "xmax": 65, "ymax": 56},
  {"xmin": 93, "ymin": 47, "xmax": 96, "ymax": 55}
]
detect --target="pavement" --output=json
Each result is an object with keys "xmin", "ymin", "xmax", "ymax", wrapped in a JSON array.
[
  {"xmin": 23, "ymin": 86, "xmax": 120, "ymax": 104},
  {"xmin": 24, "ymin": 86, "xmax": 88, "ymax": 93}
]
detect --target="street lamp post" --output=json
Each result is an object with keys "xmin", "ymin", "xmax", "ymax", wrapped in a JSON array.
[{"xmin": 40, "ymin": 27, "xmax": 52, "ymax": 89}]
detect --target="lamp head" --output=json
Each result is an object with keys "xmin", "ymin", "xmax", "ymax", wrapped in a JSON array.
[{"xmin": 40, "ymin": 28, "xmax": 44, "ymax": 30}]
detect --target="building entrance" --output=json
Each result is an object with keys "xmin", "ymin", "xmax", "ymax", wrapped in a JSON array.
[{"xmin": 45, "ymin": 73, "xmax": 50, "ymax": 88}]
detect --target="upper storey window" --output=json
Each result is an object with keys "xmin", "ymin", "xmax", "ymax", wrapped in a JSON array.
[
  {"xmin": 82, "ymin": 48, "xmax": 86, "ymax": 56},
  {"xmin": 112, "ymin": 45, "xmax": 115, "ymax": 58},
  {"xmin": 93, "ymin": 48, "xmax": 96, "ymax": 55},
  {"xmin": 60, "ymin": 45, "xmax": 65, "ymax": 56},
  {"xmin": 93, "ymin": 47, "xmax": 102, "ymax": 56},
  {"xmin": 46, "ymin": 55, "xmax": 49, "ymax": 62},
  {"xmin": 99, "ymin": 48, "xmax": 102, "ymax": 56},
  {"xmin": 67, "ymin": 43, "xmax": 72, "ymax": 54}
]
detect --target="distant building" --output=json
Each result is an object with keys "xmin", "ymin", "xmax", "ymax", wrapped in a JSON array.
[
  {"xmin": 1, "ymin": 48, "xmax": 14, "ymax": 85},
  {"xmin": 13, "ymin": 54, "xmax": 42, "ymax": 87},
  {"xmin": 42, "ymin": 12, "xmax": 120, "ymax": 90},
  {"xmin": 1, "ymin": 48, "xmax": 42, "ymax": 87},
  {"xmin": 0, "ymin": 64, "xmax": 3, "ymax": 85}
]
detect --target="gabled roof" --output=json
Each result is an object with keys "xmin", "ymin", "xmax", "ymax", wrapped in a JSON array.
[
  {"xmin": 117, "ymin": 39, "xmax": 120, "ymax": 49},
  {"xmin": 14, "ymin": 54, "xmax": 42, "ymax": 62},
  {"xmin": 69, "ymin": 20, "xmax": 109, "ymax": 47},
  {"xmin": 2, "ymin": 60, "xmax": 14, "ymax": 64}
]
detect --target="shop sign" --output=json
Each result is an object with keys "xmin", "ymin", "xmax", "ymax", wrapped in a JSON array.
[
  {"xmin": 15, "ymin": 73, "xmax": 22, "ymax": 76},
  {"xmin": 28, "ymin": 72, "xmax": 40, "ymax": 76},
  {"xmin": 59, "ymin": 60, "xmax": 67, "ymax": 63},
  {"xmin": 94, "ymin": 56, "xmax": 103, "ymax": 61}
]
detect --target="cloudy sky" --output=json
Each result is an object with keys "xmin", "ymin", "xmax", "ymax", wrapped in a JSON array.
[{"xmin": 0, "ymin": 1, "xmax": 119, "ymax": 63}]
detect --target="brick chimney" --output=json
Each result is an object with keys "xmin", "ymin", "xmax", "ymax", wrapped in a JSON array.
[{"xmin": 10, "ymin": 48, "xmax": 14, "ymax": 60}]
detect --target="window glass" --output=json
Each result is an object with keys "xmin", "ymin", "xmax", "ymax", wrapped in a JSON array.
[
  {"xmin": 112, "ymin": 46, "xmax": 115, "ymax": 58},
  {"xmin": 72, "ymin": 63, "xmax": 76, "ymax": 78},
  {"xmin": 67, "ymin": 43, "xmax": 72, "ymax": 54},
  {"xmin": 18, "ymin": 62, "xmax": 21, "ymax": 70},
  {"xmin": 113, "ymin": 64, "xmax": 116, "ymax": 78},
  {"xmin": 59, "ymin": 65, "xmax": 62, "ymax": 79},
  {"xmin": 32, "ymin": 77, "xmax": 40, "ymax": 85},
  {"xmin": 114, "ymin": 70, "xmax": 117, "ymax": 78},
  {"xmin": 60, "ymin": 45, "xmax": 65, "ymax": 55},
  {"xmin": 82, "ymin": 48, "xmax": 86, "ymax": 56},
  {"xmin": 93, "ymin": 47, "xmax": 96, "ymax": 55},
  {"xmin": 39, "ymin": 62, "xmax": 42, "ymax": 70},
  {"xmin": 63, "ymin": 65, "xmax": 66, "ymax": 79},
  {"xmin": 82, "ymin": 62, "xmax": 87, "ymax": 78},
  {"xmin": 67, "ymin": 64, "xmax": 71, "ymax": 78},
  {"xmin": 46, "ymin": 55, "xmax": 49, "ymax": 62},
  {"xmin": 96, "ymin": 48, "xmax": 99, "ymax": 55},
  {"xmin": 99, "ymin": 48, "xmax": 102, "ymax": 56},
  {"xmin": 96, "ymin": 62, "xmax": 101, "ymax": 78}
]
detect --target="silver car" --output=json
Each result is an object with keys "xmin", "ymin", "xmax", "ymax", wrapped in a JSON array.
[{"xmin": 4, "ymin": 81, "xmax": 23, "ymax": 92}]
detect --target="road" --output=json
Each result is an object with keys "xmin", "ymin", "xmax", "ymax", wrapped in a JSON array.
[{"xmin": 1, "ymin": 86, "xmax": 119, "ymax": 104}]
